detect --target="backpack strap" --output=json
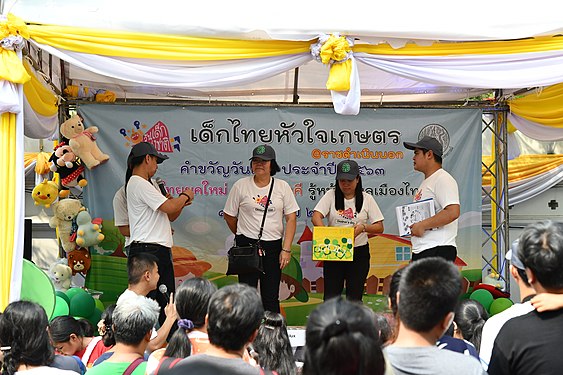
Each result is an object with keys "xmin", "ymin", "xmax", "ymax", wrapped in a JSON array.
[
  {"xmin": 123, "ymin": 357, "xmax": 144, "ymax": 375},
  {"xmin": 154, "ymin": 356, "xmax": 183, "ymax": 375}
]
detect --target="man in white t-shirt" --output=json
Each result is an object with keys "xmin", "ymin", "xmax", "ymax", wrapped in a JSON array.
[
  {"xmin": 113, "ymin": 172, "xmax": 161, "ymax": 255},
  {"xmin": 126, "ymin": 141, "xmax": 194, "ymax": 326},
  {"xmin": 403, "ymin": 136, "xmax": 460, "ymax": 262}
]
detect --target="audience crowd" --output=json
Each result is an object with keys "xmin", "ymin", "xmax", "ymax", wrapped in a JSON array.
[{"xmin": 1, "ymin": 220, "xmax": 562, "ymax": 375}]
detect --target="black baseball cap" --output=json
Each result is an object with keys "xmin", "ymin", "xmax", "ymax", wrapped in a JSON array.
[
  {"xmin": 336, "ymin": 160, "xmax": 360, "ymax": 180},
  {"xmin": 128, "ymin": 142, "xmax": 169, "ymax": 164},
  {"xmin": 403, "ymin": 136, "xmax": 443, "ymax": 158},
  {"xmin": 250, "ymin": 144, "xmax": 276, "ymax": 161}
]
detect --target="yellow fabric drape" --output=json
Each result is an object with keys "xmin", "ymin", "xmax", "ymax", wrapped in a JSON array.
[
  {"xmin": 0, "ymin": 113, "xmax": 17, "ymax": 310},
  {"xmin": 0, "ymin": 49, "xmax": 30, "ymax": 83},
  {"xmin": 319, "ymin": 35, "xmax": 353, "ymax": 91},
  {"xmin": 508, "ymin": 83, "xmax": 563, "ymax": 128},
  {"xmin": 23, "ymin": 61, "xmax": 58, "ymax": 116},
  {"xmin": 27, "ymin": 25, "xmax": 313, "ymax": 60},
  {"xmin": 25, "ymin": 24, "xmax": 563, "ymax": 61},
  {"xmin": 482, "ymin": 154, "xmax": 563, "ymax": 185},
  {"xmin": 353, "ymin": 36, "xmax": 563, "ymax": 56}
]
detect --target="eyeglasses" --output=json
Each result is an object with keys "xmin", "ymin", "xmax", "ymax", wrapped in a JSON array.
[{"xmin": 251, "ymin": 158, "xmax": 269, "ymax": 164}]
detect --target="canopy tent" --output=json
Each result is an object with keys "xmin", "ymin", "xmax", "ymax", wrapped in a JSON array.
[{"xmin": 2, "ymin": 1, "xmax": 563, "ymax": 309}]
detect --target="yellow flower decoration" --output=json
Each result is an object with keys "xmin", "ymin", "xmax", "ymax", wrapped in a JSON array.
[
  {"xmin": 0, "ymin": 13, "xmax": 30, "ymax": 40},
  {"xmin": 320, "ymin": 34, "xmax": 351, "ymax": 64}
]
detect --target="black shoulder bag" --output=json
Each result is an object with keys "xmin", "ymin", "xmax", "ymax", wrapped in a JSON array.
[{"xmin": 226, "ymin": 178, "xmax": 274, "ymax": 275}]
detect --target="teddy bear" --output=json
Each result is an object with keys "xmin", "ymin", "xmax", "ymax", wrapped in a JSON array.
[
  {"xmin": 67, "ymin": 247, "xmax": 92, "ymax": 276},
  {"xmin": 31, "ymin": 179, "xmax": 59, "ymax": 208},
  {"xmin": 49, "ymin": 198, "xmax": 83, "ymax": 252},
  {"xmin": 49, "ymin": 260, "xmax": 73, "ymax": 291},
  {"xmin": 49, "ymin": 142, "xmax": 88, "ymax": 198},
  {"xmin": 59, "ymin": 115, "xmax": 109, "ymax": 169},
  {"xmin": 75, "ymin": 210, "xmax": 104, "ymax": 248}
]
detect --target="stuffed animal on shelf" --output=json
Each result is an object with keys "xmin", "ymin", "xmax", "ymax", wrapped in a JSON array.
[
  {"xmin": 67, "ymin": 247, "xmax": 92, "ymax": 276},
  {"xmin": 49, "ymin": 142, "xmax": 88, "ymax": 198},
  {"xmin": 49, "ymin": 260, "xmax": 73, "ymax": 291},
  {"xmin": 49, "ymin": 199, "xmax": 83, "ymax": 252},
  {"xmin": 31, "ymin": 179, "xmax": 59, "ymax": 208},
  {"xmin": 59, "ymin": 115, "xmax": 109, "ymax": 169},
  {"xmin": 75, "ymin": 210, "xmax": 104, "ymax": 248}
]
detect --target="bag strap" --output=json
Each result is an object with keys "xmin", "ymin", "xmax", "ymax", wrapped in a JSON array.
[
  {"xmin": 257, "ymin": 177, "xmax": 274, "ymax": 241},
  {"xmin": 154, "ymin": 356, "xmax": 183, "ymax": 375},
  {"xmin": 123, "ymin": 357, "xmax": 144, "ymax": 375}
]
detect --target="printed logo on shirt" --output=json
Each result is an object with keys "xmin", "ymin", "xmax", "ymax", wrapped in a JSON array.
[
  {"xmin": 254, "ymin": 194, "xmax": 272, "ymax": 208},
  {"xmin": 337, "ymin": 207, "xmax": 356, "ymax": 220},
  {"xmin": 414, "ymin": 189, "xmax": 423, "ymax": 201}
]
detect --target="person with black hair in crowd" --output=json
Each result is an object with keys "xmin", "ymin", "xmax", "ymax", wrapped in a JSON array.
[
  {"xmin": 146, "ymin": 277, "xmax": 218, "ymax": 374},
  {"xmin": 224, "ymin": 145, "xmax": 299, "ymax": 313},
  {"xmin": 384, "ymin": 257, "xmax": 484, "ymax": 375},
  {"xmin": 0, "ymin": 301, "xmax": 79, "ymax": 374},
  {"xmin": 86, "ymin": 294, "xmax": 160, "ymax": 375},
  {"xmin": 49, "ymin": 316, "xmax": 110, "ymax": 368},
  {"xmin": 91, "ymin": 304, "xmax": 117, "ymax": 366},
  {"xmin": 159, "ymin": 283, "xmax": 266, "ymax": 375},
  {"xmin": 489, "ymin": 221, "xmax": 563, "ymax": 375},
  {"xmin": 452, "ymin": 299, "xmax": 488, "ymax": 354},
  {"xmin": 126, "ymin": 141, "xmax": 195, "ymax": 325},
  {"xmin": 312, "ymin": 159, "xmax": 384, "ymax": 302},
  {"xmin": 303, "ymin": 297, "xmax": 386, "ymax": 375},
  {"xmin": 252, "ymin": 311, "xmax": 296, "ymax": 375},
  {"xmin": 116, "ymin": 252, "xmax": 178, "ymax": 353},
  {"xmin": 386, "ymin": 266, "xmax": 405, "ymax": 344},
  {"xmin": 403, "ymin": 136, "xmax": 460, "ymax": 261}
]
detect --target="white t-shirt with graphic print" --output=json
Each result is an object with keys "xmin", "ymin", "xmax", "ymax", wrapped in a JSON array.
[
  {"xmin": 223, "ymin": 176, "xmax": 300, "ymax": 241},
  {"xmin": 313, "ymin": 189, "xmax": 384, "ymax": 247}
]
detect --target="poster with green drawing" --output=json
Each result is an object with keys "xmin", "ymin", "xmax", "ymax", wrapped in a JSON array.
[{"xmin": 312, "ymin": 227, "xmax": 354, "ymax": 261}]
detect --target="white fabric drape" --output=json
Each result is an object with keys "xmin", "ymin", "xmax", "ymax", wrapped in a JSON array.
[
  {"xmin": 9, "ymin": 83, "xmax": 25, "ymax": 303},
  {"xmin": 355, "ymin": 51, "xmax": 563, "ymax": 88},
  {"xmin": 33, "ymin": 41, "xmax": 313, "ymax": 88},
  {"xmin": 0, "ymin": 80, "xmax": 21, "ymax": 114},
  {"xmin": 508, "ymin": 113, "xmax": 563, "ymax": 141},
  {"xmin": 482, "ymin": 165, "xmax": 563, "ymax": 209},
  {"xmin": 23, "ymin": 98, "xmax": 58, "ymax": 139}
]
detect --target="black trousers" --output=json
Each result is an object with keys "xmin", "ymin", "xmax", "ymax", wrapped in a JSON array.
[
  {"xmin": 128, "ymin": 242, "xmax": 176, "ymax": 328},
  {"xmin": 411, "ymin": 245, "xmax": 457, "ymax": 262},
  {"xmin": 323, "ymin": 244, "xmax": 370, "ymax": 302},
  {"xmin": 236, "ymin": 234, "xmax": 282, "ymax": 313}
]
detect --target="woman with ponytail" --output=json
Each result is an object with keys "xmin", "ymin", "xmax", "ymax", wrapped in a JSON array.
[
  {"xmin": 146, "ymin": 277, "xmax": 217, "ymax": 374},
  {"xmin": 453, "ymin": 299, "xmax": 489, "ymax": 353}
]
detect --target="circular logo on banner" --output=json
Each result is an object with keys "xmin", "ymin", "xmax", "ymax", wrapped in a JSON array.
[
  {"xmin": 418, "ymin": 124, "xmax": 451, "ymax": 156},
  {"xmin": 256, "ymin": 145, "xmax": 266, "ymax": 155},
  {"xmin": 341, "ymin": 162, "xmax": 351, "ymax": 172}
]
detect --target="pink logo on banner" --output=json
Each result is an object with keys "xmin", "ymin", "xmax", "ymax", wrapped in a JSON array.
[{"xmin": 143, "ymin": 121, "xmax": 173, "ymax": 153}]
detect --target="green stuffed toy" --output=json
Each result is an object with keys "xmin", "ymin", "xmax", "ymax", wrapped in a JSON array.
[{"xmin": 75, "ymin": 210, "xmax": 104, "ymax": 248}]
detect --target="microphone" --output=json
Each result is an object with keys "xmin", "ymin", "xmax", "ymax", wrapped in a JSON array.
[
  {"xmin": 158, "ymin": 284, "xmax": 169, "ymax": 300},
  {"xmin": 155, "ymin": 177, "xmax": 167, "ymax": 197}
]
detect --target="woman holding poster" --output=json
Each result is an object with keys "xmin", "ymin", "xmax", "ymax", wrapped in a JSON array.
[
  {"xmin": 223, "ymin": 144, "xmax": 300, "ymax": 313},
  {"xmin": 312, "ymin": 159, "xmax": 384, "ymax": 302}
]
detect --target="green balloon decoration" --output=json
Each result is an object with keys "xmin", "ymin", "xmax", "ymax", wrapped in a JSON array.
[
  {"xmin": 69, "ymin": 292, "xmax": 96, "ymax": 318},
  {"xmin": 51, "ymin": 295, "xmax": 70, "ymax": 319},
  {"xmin": 470, "ymin": 289, "xmax": 494, "ymax": 311},
  {"xmin": 55, "ymin": 290, "xmax": 70, "ymax": 306},
  {"xmin": 20, "ymin": 259, "xmax": 56, "ymax": 318},
  {"xmin": 489, "ymin": 297, "xmax": 514, "ymax": 316},
  {"xmin": 66, "ymin": 287, "xmax": 87, "ymax": 300},
  {"xmin": 94, "ymin": 298, "xmax": 105, "ymax": 312}
]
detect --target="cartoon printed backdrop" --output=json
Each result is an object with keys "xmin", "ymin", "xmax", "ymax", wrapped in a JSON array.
[{"xmin": 80, "ymin": 105, "xmax": 481, "ymax": 321}]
